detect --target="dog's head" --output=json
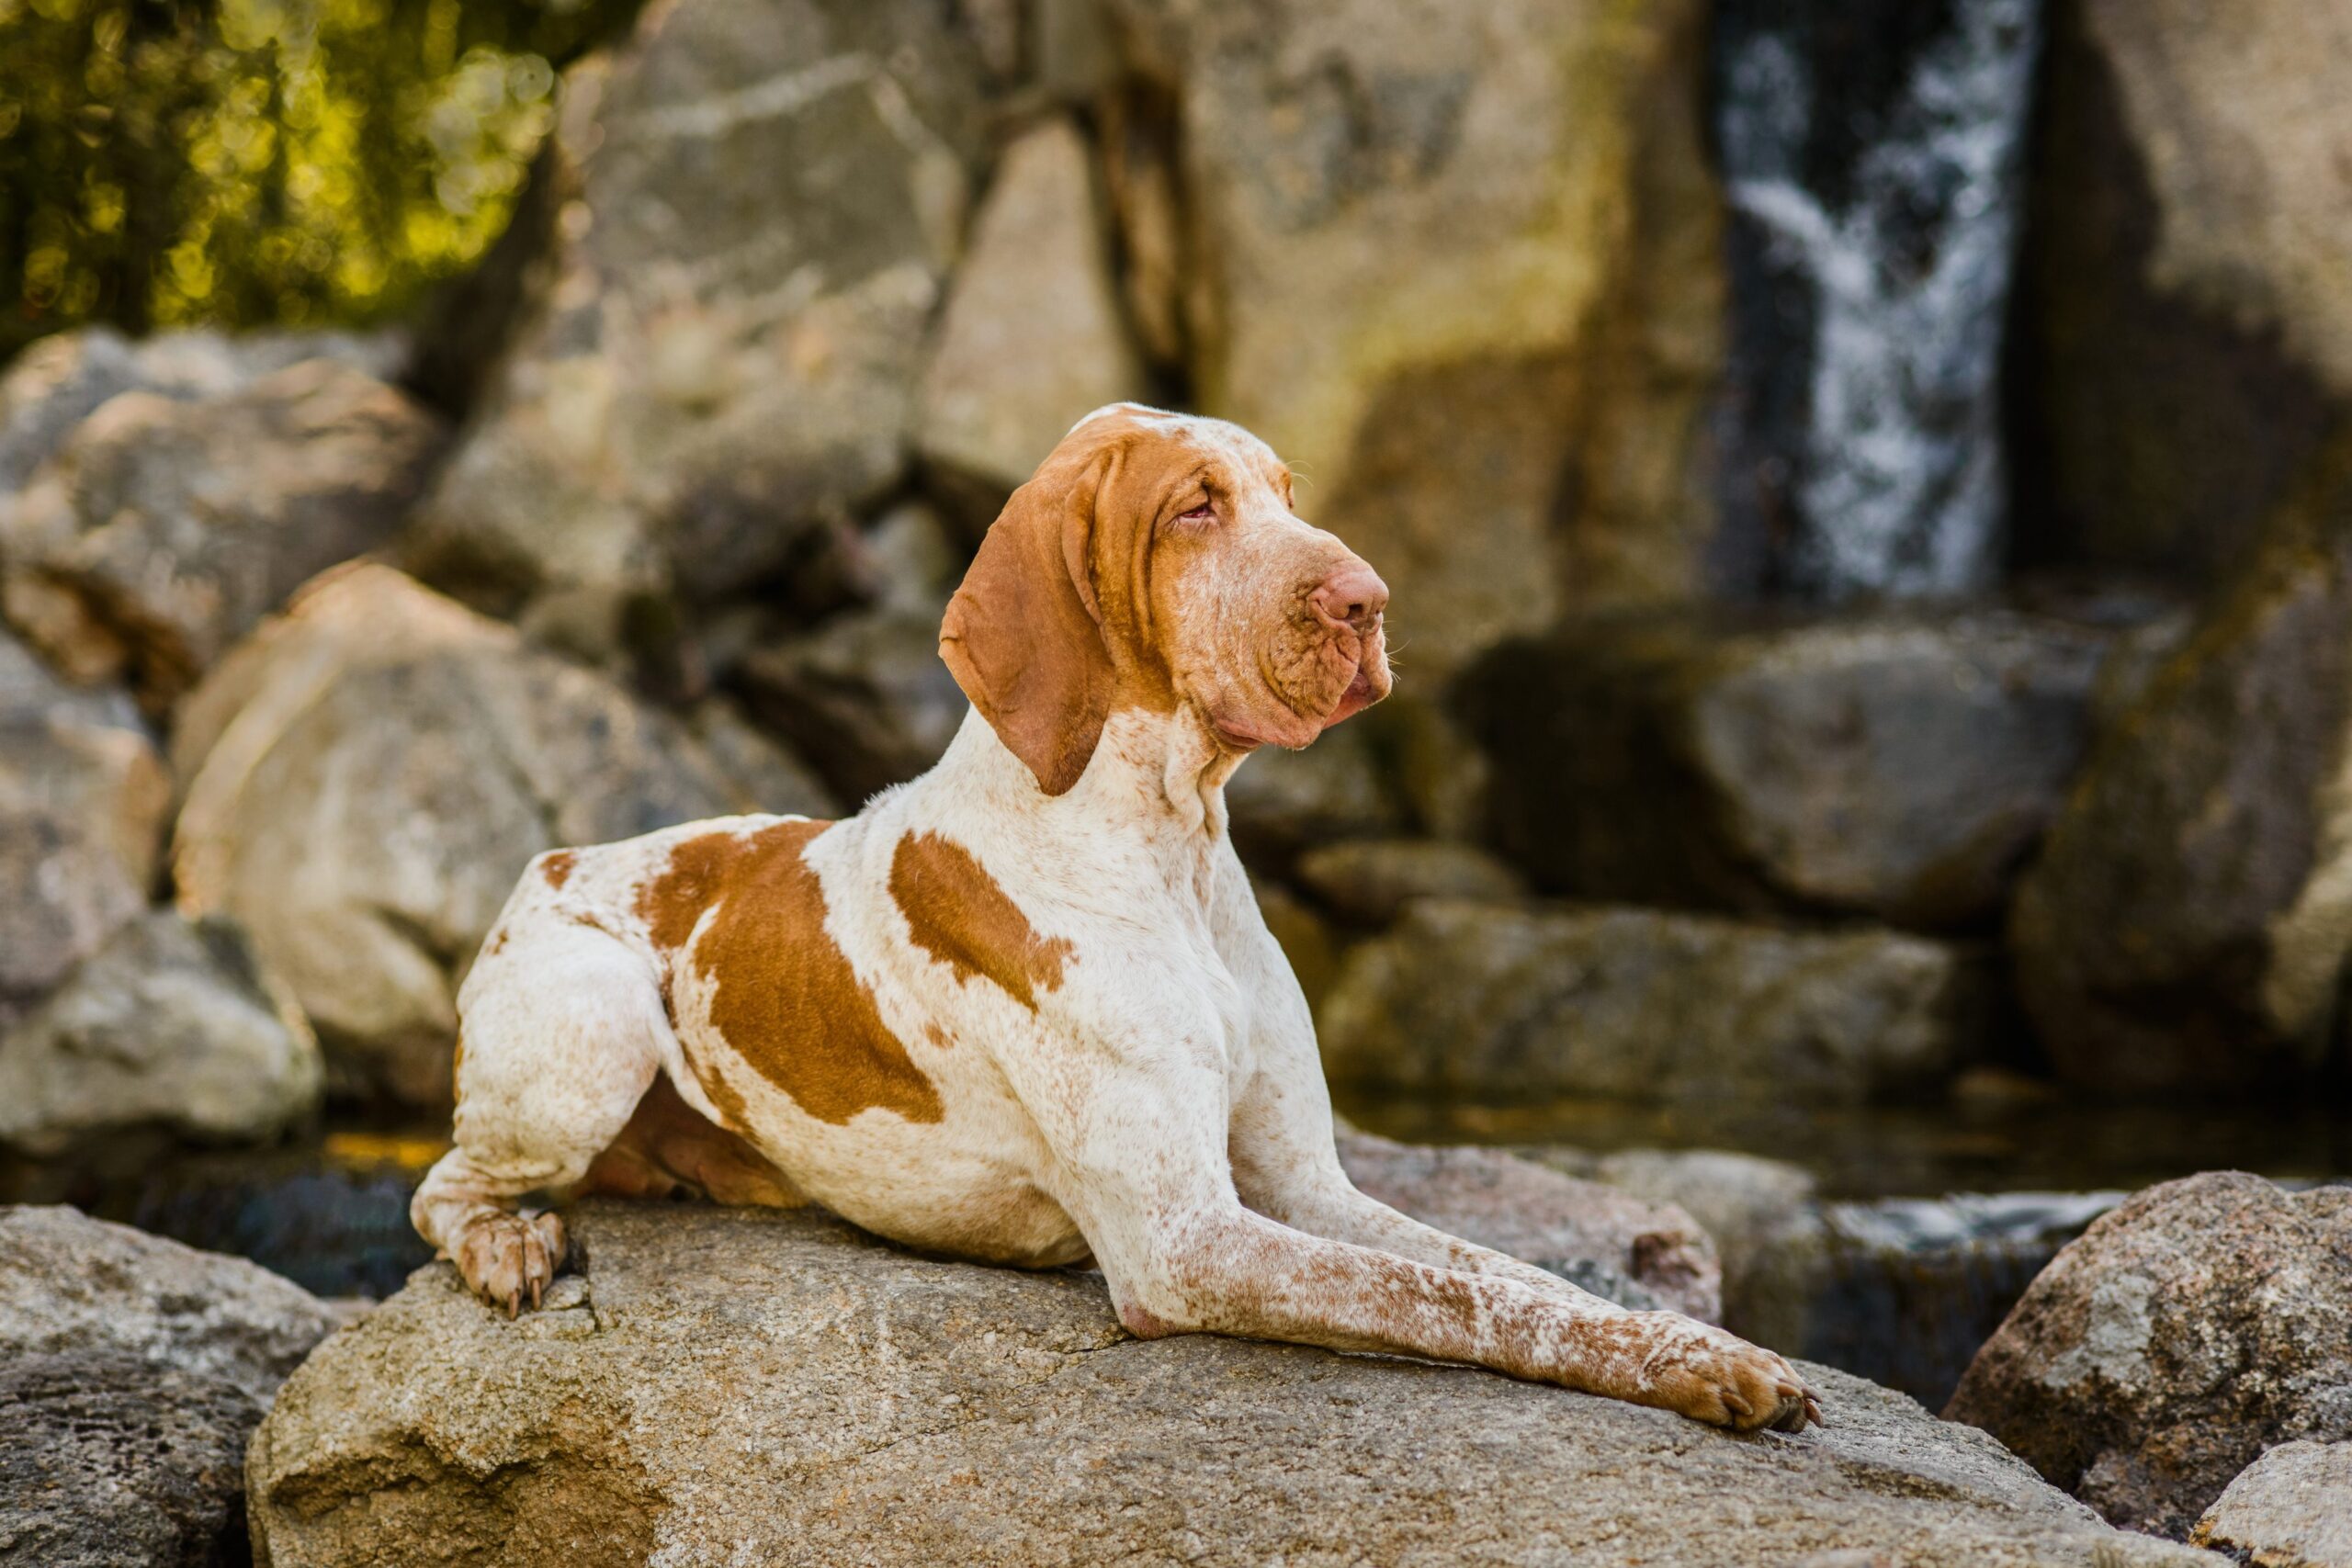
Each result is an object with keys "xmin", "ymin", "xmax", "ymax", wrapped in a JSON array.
[{"xmin": 940, "ymin": 403, "xmax": 1391, "ymax": 795}]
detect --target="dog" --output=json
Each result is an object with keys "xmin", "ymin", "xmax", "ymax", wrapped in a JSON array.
[{"xmin": 413, "ymin": 404, "xmax": 1823, "ymax": 1434}]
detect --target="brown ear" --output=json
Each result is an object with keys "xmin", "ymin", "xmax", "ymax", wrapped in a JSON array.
[{"xmin": 940, "ymin": 453, "xmax": 1116, "ymax": 795}]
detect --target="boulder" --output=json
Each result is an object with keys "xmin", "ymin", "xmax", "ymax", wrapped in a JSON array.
[
  {"xmin": 1293, "ymin": 836, "xmax": 1523, "ymax": 925},
  {"xmin": 404, "ymin": 0, "xmax": 988, "ymax": 626},
  {"xmin": 2011, "ymin": 448, "xmax": 2352, "ymax": 1091},
  {"xmin": 1944, "ymin": 1172, "xmax": 2352, "ymax": 1540},
  {"xmin": 170, "ymin": 565, "xmax": 828, "ymax": 1110},
  {"xmin": 916, "ymin": 116, "xmax": 1146, "ymax": 513},
  {"xmin": 0, "ymin": 910, "xmax": 321, "ymax": 1158},
  {"xmin": 737, "ymin": 606, "xmax": 969, "ymax": 803},
  {"xmin": 1318, "ymin": 898, "xmax": 1985, "ymax": 1107},
  {"xmin": 1224, "ymin": 719, "xmax": 1408, "ymax": 859},
  {"xmin": 248, "ymin": 1201, "xmax": 2220, "ymax": 1568},
  {"xmin": 1464, "ymin": 604, "xmax": 2128, "ymax": 929},
  {"xmin": 2016, "ymin": 0, "xmax": 2352, "ymax": 581},
  {"xmin": 0, "ymin": 629, "xmax": 168, "ymax": 1024},
  {"xmin": 0, "ymin": 1204, "xmax": 340, "ymax": 1568},
  {"xmin": 2192, "ymin": 1441, "xmax": 2352, "ymax": 1568},
  {"xmin": 1, "ymin": 357, "xmax": 444, "ymax": 704},
  {"xmin": 1333, "ymin": 1129, "xmax": 1718, "ymax": 1319},
  {"xmin": 1107, "ymin": 0, "xmax": 1723, "ymax": 670}
]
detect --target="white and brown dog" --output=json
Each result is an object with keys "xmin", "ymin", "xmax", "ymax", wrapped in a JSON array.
[{"xmin": 413, "ymin": 404, "xmax": 1823, "ymax": 1434}]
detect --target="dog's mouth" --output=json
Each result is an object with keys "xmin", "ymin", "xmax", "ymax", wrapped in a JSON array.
[{"xmin": 1211, "ymin": 631, "xmax": 1391, "ymax": 751}]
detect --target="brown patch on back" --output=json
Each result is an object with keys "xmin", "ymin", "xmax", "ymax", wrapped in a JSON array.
[
  {"xmin": 888, "ymin": 830, "xmax": 1074, "ymax": 1010},
  {"xmin": 541, "ymin": 850, "xmax": 576, "ymax": 888},
  {"xmin": 636, "ymin": 820, "xmax": 944, "ymax": 1126}
]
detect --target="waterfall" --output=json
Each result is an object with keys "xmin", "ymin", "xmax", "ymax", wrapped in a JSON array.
[{"xmin": 1713, "ymin": 0, "xmax": 2044, "ymax": 600}]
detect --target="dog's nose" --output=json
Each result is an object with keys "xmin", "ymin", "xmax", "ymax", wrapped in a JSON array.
[{"xmin": 1310, "ymin": 562, "xmax": 1388, "ymax": 631}]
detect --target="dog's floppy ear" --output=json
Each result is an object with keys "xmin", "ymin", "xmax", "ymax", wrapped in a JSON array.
[{"xmin": 940, "ymin": 451, "xmax": 1116, "ymax": 795}]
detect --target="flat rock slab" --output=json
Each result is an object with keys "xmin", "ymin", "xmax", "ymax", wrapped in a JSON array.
[
  {"xmin": 250, "ymin": 1203, "xmax": 2220, "ymax": 1568},
  {"xmin": 2194, "ymin": 1441, "xmax": 2352, "ymax": 1567}
]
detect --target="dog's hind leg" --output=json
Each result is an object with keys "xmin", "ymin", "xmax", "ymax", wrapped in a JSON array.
[{"xmin": 412, "ymin": 917, "xmax": 667, "ymax": 1314}]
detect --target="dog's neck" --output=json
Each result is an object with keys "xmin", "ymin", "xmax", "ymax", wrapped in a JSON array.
[{"xmin": 934, "ymin": 705, "xmax": 1243, "ymax": 852}]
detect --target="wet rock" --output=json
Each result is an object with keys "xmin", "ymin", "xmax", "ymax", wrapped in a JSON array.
[
  {"xmin": 2012, "ymin": 448, "xmax": 2352, "ymax": 1091},
  {"xmin": 2017, "ymin": 0, "xmax": 2352, "ymax": 581},
  {"xmin": 1293, "ymin": 836, "xmax": 1523, "ymax": 925},
  {"xmin": 1945, "ymin": 1172, "xmax": 2352, "ymax": 1540},
  {"xmin": 2192, "ymin": 1441, "xmax": 2352, "ymax": 1568},
  {"xmin": 1224, "ymin": 719, "xmax": 1408, "ymax": 858},
  {"xmin": 170, "ymin": 565, "xmax": 819, "ymax": 1110},
  {"xmin": 249, "ymin": 1201, "xmax": 2219, "ymax": 1568},
  {"xmin": 0, "ymin": 630, "xmax": 168, "ymax": 1024},
  {"xmin": 405, "ymin": 0, "xmax": 986, "ymax": 625},
  {"xmin": 917, "ymin": 116, "xmax": 1145, "ymax": 515},
  {"xmin": 0, "ymin": 1205, "xmax": 339, "ymax": 1568},
  {"xmin": 1335, "ymin": 1129, "xmax": 1719, "ymax": 1320},
  {"xmin": 0, "ymin": 911, "xmax": 321, "ymax": 1159},
  {"xmin": 1108, "ymin": 0, "xmax": 1724, "ymax": 669},
  {"xmin": 2, "ymin": 358, "xmax": 444, "ymax": 704},
  {"xmin": 1319, "ymin": 898, "xmax": 1985, "ymax": 1107},
  {"xmin": 1465, "ymin": 605, "xmax": 2125, "ymax": 929}
]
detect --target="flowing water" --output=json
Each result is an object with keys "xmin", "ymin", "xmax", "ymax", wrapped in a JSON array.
[{"xmin": 1713, "ymin": 0, "xmax": 2044, "ymax": 600}]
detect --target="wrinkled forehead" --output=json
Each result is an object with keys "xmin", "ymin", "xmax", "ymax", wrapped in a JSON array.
[{"xmin": 1056, "ymin": 403, "xmax": 1289, "ymax": 496}]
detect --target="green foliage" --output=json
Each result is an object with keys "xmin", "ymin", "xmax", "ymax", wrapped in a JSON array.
[{"xmin": 0, "ymin": 0, "xmax": 641, "ymax": 362}]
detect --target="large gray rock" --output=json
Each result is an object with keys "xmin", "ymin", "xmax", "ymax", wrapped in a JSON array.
[
  {"xmin": 1319, "ymin": 898, "xmax": 1984, "ymax": 1107},
  {"xmin": 2011, "ymin": 450, "xmax": 2352, "ymax": 1092},
  {"xmin": 738, "ymin": 605, "xmax": 968, "ymax": 803},
  {"xmin": 405, "ymin": 0, "xmax": 987, "ymax": 631},
  {"xmin": 1945, "ymin": 1173, "xmax": 2352, "ymax": 1540},
  {"xmin": 247, "ymin": 1201, "xmax": 2218, "ymax": 1568},
  {"xmin": 1293, "ymin": 836, "xmax": 1523, "ymax": 926},
  {"xmin": 1464, "ymin": 605, "xmax": 2129, "ymax": 929},
  {"xmin": 2017, "ymin": 0, "xmax": 2352, "ymax": 581},
  {"xmin": 1333, "ymin": 1128, "xmax": 1718, "ymax": 1319},
  {"xmin": 1107, "ymin": 0, "xmax": 1724, "ymax": 670},
  {"xmin": 0, "ymin": 1205, "xmax": 340, "ymax": 1568},
  {"xmin": 170, "ymin": 565, "xmax": 830, "ymax": 1110},
  {"xmin": 916, "ymin": 116, "xmax": 1146, "ymax": 513},
  {"xmin": 2192, "ymin": 1441, "xmax": 2352, "ymax": 1568},
  {"xmin": 0, "ymin": 629, "xmax": 168, "ymax": 1024},
  {"xmin": 0, "ymin": 910, "xmax": 321, "ymax": 1158},
  {"xmin": 1223, "ymin": 718, "xmax": 1409, "ymax": 857},
  {"xmin": 1, "ymin": 357, "xmax": 443, "ymax": 704}
]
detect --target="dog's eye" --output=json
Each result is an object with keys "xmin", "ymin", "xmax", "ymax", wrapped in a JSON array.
[{"xmin": 1174, "ymin": 501, "xmax": 1216, "ymax": 525}]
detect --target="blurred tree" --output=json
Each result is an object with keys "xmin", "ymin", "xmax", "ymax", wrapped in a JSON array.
[{"xmin": 0, "ymin": 0, "xmax": 642, "ymax": 364}]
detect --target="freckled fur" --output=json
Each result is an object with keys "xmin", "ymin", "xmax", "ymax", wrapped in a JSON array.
[{"xmin": 410, "ymin": 406, "xmax": 1821, "ymax": 1432}]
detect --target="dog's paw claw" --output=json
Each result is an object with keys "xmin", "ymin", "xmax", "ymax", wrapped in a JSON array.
[{"xmin": 455, "ymin": 1209, "xmax": 567, "ymax": 1316}]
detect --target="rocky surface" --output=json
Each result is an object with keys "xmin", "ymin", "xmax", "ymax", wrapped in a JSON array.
[
  {"xmin": 738, "ymin": 604, "xmax": 968, "ymax": 803},
  {"xmin": 2192, "ymin": 1440, "xmax": 2352, "ymax": 1568},
  {"xmin": 0, "ymin": 910, "xmax": 321, "ymax": 1158},
  {"xmin": 0, "ymin": 1205, "xmax": 340, "ymax": 1568},
  {"xmin": 406, "ymin": 0, "xmax": 987, "ymax": 634},
  {"xmin": 2018, "ymin": 0, "xmax": 2352, "ymax": 581},
  {"xmin": 2012, "ymin": 448, "xmax": 2352, "ymax": 1091},
  {"xmin": 1293, "ymin": 836, "xmax": 1523, "ymax": 926},
  {"xmin": 248, "ymin": 1201, "xmax": 2219, "ymax": 1568},
  {"xmin": 0, "ymin": 628, "xmax": 169, "ymax": 1024},
  {"xmin": 917, "ymin": 115, "xmax": 1144, "ymax": 513},
  {"xmin": 1333, "ymin": 1128, "xmax": 1718, "ymax": 1319},
  {"xmin": 1318, "ymin": 898, "xmax": 1984, "ymax": 1106},
  {"xmin": 1945, "ymin": 1173, "xmax": 2352, "ymax": 1540},
  {"xmin": 170, "ymin": 565, "xmax": 828, "ymax": 1109},
  {"xmin": 1106, "ymin": 0, "xmax": 1723, "ymax": 670},
  {"xmin": 1465, "ymin": 605, "xmax": 2127, "ymax": 928},
  {"xmin": 1223, "ymin": 720, "xmax": 1408, "ymax": 857},
  {"xmin": 0, "ymin": 356, "xmax": 443, "ymax": 704}
]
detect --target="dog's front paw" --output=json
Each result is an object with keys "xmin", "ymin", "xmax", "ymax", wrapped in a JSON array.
[
  {"xmin": 453, "ymin": 1209, "xmax": 567, "ymax": 1317},
  {"xmin": 1629, "ymin": 1314, "xmax": 1824, "ymax": 1434}
]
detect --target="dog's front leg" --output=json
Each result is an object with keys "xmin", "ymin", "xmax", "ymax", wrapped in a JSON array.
[{"xmin": 1026, "ymin": 1051, "xmax": 1817, "ymax": 1434}]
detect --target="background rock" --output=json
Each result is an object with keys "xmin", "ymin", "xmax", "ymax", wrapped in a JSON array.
[
  {"xmin": 0, "ymin": 630, "xmax": 168, "ymax": 1024},
  {"xmin": 737, "ymin": 604, "xmax": 968, "ymax": 803},
  {"xmin": 1, "ymin": 358, "xmax": 444, "ymax": 704},
  {"xmin": 2191, "ymin": 1440, "xmax": 2352, "ymax": 1568},
  {"xmin": 0, "ymin": 1205, "xmax": 338, "ymax": 1568},
  {"xmin": 1945, "ymin": 1172, "xmax": 2352, "ymax": 1539},
  {"xmin": 0, "ymin": 911, "xmax": 321, "ymax": 1159},
  {"xmin": 170, "ymin": 565, "xmax": 827, "ymax": 1110},
  {"xmin": 2011, "ymin": 444, "xmax": 2352, "ymax": 1092},
  {"xmin": 1293, "ymin": 837, "xmax": 1523, "ymax": 926},
  {"xmin": 1334, "ymin": 1128, "xmax": 1719, "ymax": 1319},
  {"xmin": 405, "ymin": 0, "xmax": 988, "ymax": 624},
  {"xmin": 1466, "ymin": 605, "xmax": 2127, "ymax": 929},
  {"xmin": 916, "ymin": 116, "xmax": 1145, "ymax": 516},
  {"xmin": 1319, "ymin": 898, "xmax": 1985, "ymax": 1107},
  {"xmin": 249, "ymin": 1201, "xmax": 2218, "ymax": 1568},
  {"xmin": 1223, "ymin": 721, "xmax": 1408, "ymax": 860}
]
